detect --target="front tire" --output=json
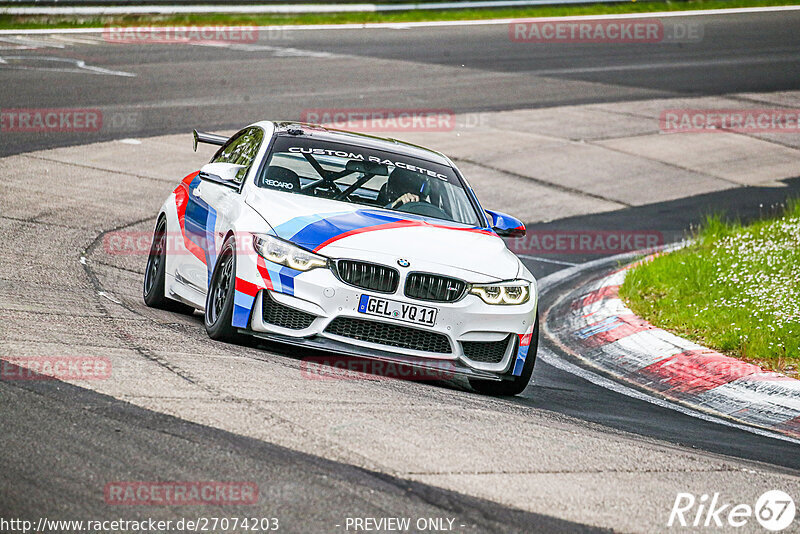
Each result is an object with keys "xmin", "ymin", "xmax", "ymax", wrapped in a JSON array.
[
  {"xmin": 143, "ymin": 216, "xmax": 195, "ymax": 314},
  {"xmin": 204, "ymin": 238, "xmax": 241, "ymax": 342},
  {"xmin": 469, "ymin": 314, "xmax": 539, "ymax": 396}
]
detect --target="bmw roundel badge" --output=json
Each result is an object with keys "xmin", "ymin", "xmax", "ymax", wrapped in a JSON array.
[{"xmin": 397, "ymin": 258, "xmax": 410, "ymax": 268}]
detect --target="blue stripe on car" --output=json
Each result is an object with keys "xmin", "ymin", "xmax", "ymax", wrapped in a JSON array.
[{"xmin": 513, "ymin": 346, "xmax": 528, "ymax": 376}]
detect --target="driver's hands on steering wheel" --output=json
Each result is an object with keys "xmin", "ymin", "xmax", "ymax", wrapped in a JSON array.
[{"xmin": 389, "ymin": 193, "xmax": 419, "ymax": 209}]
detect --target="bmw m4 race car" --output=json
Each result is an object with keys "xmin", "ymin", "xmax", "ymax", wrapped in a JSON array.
[{"xmin": 143, "ymin": 121, "xmax": 538, "ymax": 395}]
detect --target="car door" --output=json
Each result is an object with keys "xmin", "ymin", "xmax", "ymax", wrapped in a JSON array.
[{"xmin": 181, "ymin": 127, "xmax": 264, "ymax": 291}]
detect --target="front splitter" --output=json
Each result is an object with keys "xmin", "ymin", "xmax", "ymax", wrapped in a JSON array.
[{"xmin": 240, "ymin": 329, "xmax": 504, "ymax": 382}]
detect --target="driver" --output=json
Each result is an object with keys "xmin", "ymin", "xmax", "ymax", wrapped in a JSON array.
[{"xmin": 384, "ymin": 167, "xmax": 430, "ymax": 209}]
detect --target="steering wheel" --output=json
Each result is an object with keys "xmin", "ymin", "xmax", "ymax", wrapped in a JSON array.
[{"xmin": 395, "ymin": 201, "xmax": 451, "ymax": 219}]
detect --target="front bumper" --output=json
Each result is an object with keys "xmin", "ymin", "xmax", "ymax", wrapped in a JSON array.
[
  {"xmin": 242, "ymin": 329, "xmax": 504, "ymax": 381},
  {"xmin": 242, "ymin": 264, "xmax": 538, "ymax": 379}
]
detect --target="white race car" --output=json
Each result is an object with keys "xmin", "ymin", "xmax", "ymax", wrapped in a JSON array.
[{"xmin": 143, "ymin": 121, "xmax": 538, "ymax": 395}]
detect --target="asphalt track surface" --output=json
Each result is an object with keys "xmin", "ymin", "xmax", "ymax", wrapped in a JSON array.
[
  {"xmin": 1, "ymin": 378, "xmax": 594, "ymax": 533},
  {"xmin": 1, "ymin": 9, "xmax": 799, "ymax": 157},
  {"xmin": 1, "ymin": 9, "xmax": 800, "ymax": 533}
]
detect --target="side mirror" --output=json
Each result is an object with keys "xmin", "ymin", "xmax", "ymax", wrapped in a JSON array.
[
  {"xmin": 485, "ymin": 209, "xmax": 526, "ymax": 238},
  {"xmin": 198, "ymin": 162, "xmax": 245, "ymax": 188}
]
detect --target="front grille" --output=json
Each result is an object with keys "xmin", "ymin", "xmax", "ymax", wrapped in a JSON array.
[
  {"xmin": 461, "ymin": 336, "xmax": 511, "ymax": 363},
  {"xmin": 324, "ymin": 317, "xmax": 451, "ymax": 354},
  {"xmin": 262, "ymin": 294, "xmax": 317, "ymax": 330},
  {"xmin": 404, "ymin": 272, "xmax": 467, "ymax": 302},
  {"xmin": 335, "ymin": 260, "xmax": 399, "ymax": 293}
]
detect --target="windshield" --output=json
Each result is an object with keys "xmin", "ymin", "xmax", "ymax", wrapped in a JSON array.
[{"xmin": 256, "ymin": 136, "xmax": 483, "ymax": 226}]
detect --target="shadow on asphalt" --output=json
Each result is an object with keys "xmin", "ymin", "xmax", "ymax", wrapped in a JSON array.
[{"xmin": 0, "ymin": 373, "xmax": 606, "ymax": 533}]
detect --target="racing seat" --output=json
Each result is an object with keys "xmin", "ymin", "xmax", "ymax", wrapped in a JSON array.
[
  {"xmin": 377, "ymin": 183, "xmax": 390, "ymax": 205},
  {"xmin": 259, "ymin": 166, "xmax": 301, "ymax": 193}
]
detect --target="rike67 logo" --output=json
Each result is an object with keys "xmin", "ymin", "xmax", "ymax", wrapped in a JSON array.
[{"xmin": 668, "ymin": 491, "xmax": 795, "ymax": 531}]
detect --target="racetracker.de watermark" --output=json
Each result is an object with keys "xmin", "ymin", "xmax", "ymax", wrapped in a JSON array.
[
  {"xmin": 111, "ymin": 230, "xmax": 664, "ymax": 257},
  {"xmin": 103, "ymin": 231, "xmax": 261, "ymax": 256},
  {"xmin": 300, "ymin": 109, "xmax": 460, "ymax": 132},
  {"xmin": 102, "ymin": 26, "xmax": 259, "ymax": 44},
  {"xmin": 301, "ymin": 356, "xmax": 456, "ymax": 381},
  {"xmin": 506, "ymin": 230, "xmax": 664, "ymax": 255},
  {"xmin": 0, "ymin": 108, "xmax": 141, "ymax": 134},
  {"xmin": 1, "ymin": 516, "xmax": 279, "ymax": 533},
  {"xmin": 104, "ymin": 481, "xmax": 259, "ymax": 506},
  {"xmin": 1, "ymin": 357, "xmax": 111, "ymax": 381},
  {"xmin": 509, "ymin": 18, "xmax": 702, "ymax": 44},
  {"xmin": 660, "ymin": 109, "xmax": 800, "ymax": 133},
  {"xmin": 1, "ymin": 108, "xmax": 100, "ymax": 132}
]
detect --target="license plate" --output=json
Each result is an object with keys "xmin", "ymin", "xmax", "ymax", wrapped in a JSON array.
[{"xmin": 358, "ymin": 295, "xmax": 437, "ymax": 327}]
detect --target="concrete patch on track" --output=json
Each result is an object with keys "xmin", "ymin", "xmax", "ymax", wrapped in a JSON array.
[{"xmin": 3, "ymin": 93, "xmax": 800, "ymax": 531}]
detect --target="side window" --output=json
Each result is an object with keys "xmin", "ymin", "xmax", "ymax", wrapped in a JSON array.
[{"xmin": 210, "ymin": 127, "xmax": 264, "ymax": 183}]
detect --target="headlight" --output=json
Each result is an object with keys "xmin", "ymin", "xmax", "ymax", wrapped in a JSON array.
[
  {"xmin": 469, "ymin": 280, "xmax": 530, "ymax": 305},
  {"xmin": 252, "ymin": 234, "xmax": 328, "ymax": 271}
]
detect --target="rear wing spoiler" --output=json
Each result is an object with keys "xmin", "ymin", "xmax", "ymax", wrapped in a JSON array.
[{"xmin": 193, "ymin": 129, "xmax": 228, "ymax": 151}]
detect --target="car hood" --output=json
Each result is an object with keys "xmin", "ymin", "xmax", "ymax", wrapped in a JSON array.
[{"xmin": 246, "ymin": 189, "xmax": 521, "ymax": 281}]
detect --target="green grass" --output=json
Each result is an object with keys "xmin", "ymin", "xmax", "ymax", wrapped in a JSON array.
[
  {"xmin": 620, "ymin": 200, "xmax": 800, "ymax": 377},
  {"xmin": 0, "ymin": 0, "xmax": 798, "ymax": 30}
]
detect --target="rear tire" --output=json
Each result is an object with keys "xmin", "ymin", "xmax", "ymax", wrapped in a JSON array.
[
  {"xmin": 204, "ymin": 238, "xmax": 242, "ymax": 342},
  {"xmin": 469, "ymin": 314, "xmax": 539, "ymax": 396},
  {"xmin": 143, "ymin": 216, "xmax": 195, "ymax": 314}
]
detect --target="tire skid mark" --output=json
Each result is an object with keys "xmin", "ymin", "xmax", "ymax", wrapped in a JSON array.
[
  {"xmin": 79, "ymin": 215, "xmax": 418, "ymax": 470},
  {"xmin": 81, "ymin": 215, "xmax": 223, "ymax": 396}
]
